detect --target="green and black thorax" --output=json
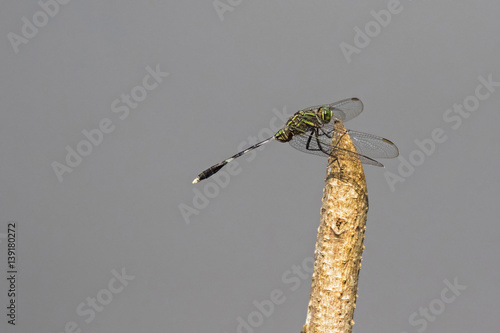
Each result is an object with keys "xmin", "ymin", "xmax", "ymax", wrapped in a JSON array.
[{"xmin": 275, "ymin": 107, "xmax": 333, "ymax": 142}]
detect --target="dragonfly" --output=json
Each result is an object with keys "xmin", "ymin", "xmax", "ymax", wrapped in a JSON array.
[{"xmin": 192, "ymin": 98, "xmax": 399, "ymax": 184}]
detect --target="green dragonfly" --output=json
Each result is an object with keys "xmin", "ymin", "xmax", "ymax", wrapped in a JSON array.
[{"xmin": 192, "ymin": 98, "xmax": 399, "ymax": 184}]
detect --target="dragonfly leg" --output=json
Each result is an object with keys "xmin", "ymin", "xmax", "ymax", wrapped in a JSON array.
[
  {"xmin": 318, "ymin": 125, "xmax": 343, "ymax": 169},
  {"xmin": 305, "ymin": 129, "xmax": 315, "ymax": 151},
  {"xmin": 314, "ymin": 129, "xmax": 342, "ymax": 170},
  {"xmin": 318, "ymin": 127, "xmax": 333, "ymax": 139},
  {"xmin": 314, "ymin": 129, "xmax": 331, "ymax": 155},
  {"xmin": 326, "ymin": 156, "xmax": 343, "ymax": 170},
  {"xmin": 336, "ymin": 128, "xmax": 349, "ymax": 144}
]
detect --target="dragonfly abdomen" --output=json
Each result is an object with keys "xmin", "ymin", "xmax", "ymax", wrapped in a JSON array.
[
  {"xmin": 192, "ymin": 160, "xmax": 229, "ymax": 183},
  {"xmin": 192, "ymin": 136, "xmax": 275, "ymax": 183}
]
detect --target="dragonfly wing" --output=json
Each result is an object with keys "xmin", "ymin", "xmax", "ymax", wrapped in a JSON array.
[
  {"xmin": 315, "ymin": 125, "xmax": 399, "ymax": 159},
  {"xmin": 347, "ymin": 130, "xmax": 399, "ymax": 159},
  {"xmin": 288, "ymin": 131, "xmax": 384, "ymax": 167},
  {"xmin": 288, "ymin": 130, "xmax": 330, "ymax": 157},
  {"xmin": 302, "ymin": 98, "xmax": 363, "ymax": 123}
]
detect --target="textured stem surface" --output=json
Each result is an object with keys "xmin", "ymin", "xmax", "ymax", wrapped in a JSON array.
[{"xmin": 302, "ymin": 120, "xmax": 368, "ymax": 333}]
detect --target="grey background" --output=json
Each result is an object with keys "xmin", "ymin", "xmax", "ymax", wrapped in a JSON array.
[{"xmin": 1, "ymin": 1, "xmax": 499, "ymax": 332}]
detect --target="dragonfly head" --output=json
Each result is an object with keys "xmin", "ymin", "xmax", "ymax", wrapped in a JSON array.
[{"xmin": 319, "ymin": 107, "xmax": 333, "ymax": 123}]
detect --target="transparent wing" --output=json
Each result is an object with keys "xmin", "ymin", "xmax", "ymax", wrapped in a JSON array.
[
  {"xmin": 302, "ymin": 97, "xmax": 363, "ymax": 122},
  {"xmin": 288, "ymin": 129, "xmax": 384, "ymax": 167},
  {"xmin": 317, "ymin": 128, "xmax": 399, "ymax": 159},
  {"xmin": 347, "ymin": 130, "xmax": 399, "ymax": 159}
]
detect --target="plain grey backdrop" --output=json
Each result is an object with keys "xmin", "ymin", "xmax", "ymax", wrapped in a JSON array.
[{"xmin": 1, "ymin": 1, "xmax": 499, "ymax": 332}]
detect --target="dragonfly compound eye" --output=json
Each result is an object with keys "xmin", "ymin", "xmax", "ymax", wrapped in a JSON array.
[{"xmin": 320, "ymin": 107, "xmax": 332, "ymax": 123}]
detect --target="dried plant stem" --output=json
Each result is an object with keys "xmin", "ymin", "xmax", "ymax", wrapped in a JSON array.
[{"xmin": 301, "ymin": 120, "xmax": 369, "ymax": 333}]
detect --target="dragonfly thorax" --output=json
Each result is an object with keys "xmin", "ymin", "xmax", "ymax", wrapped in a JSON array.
[{"xmin": 274, "ymin": 108, "xmax": 332, "ymax": 143}]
